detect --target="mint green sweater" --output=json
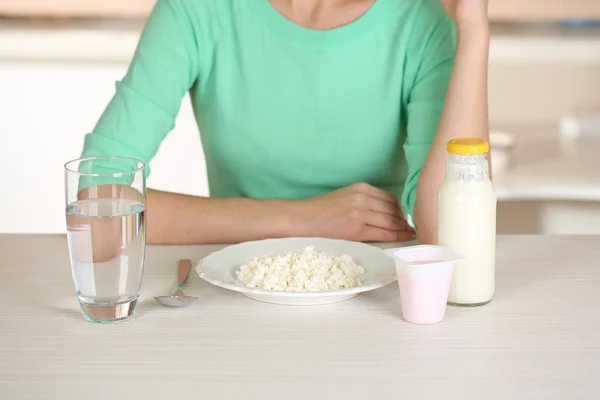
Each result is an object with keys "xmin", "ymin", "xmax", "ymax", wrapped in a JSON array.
[{"xmin": 81, "ymin": 0, "xmax": 455, "ymax": 219}]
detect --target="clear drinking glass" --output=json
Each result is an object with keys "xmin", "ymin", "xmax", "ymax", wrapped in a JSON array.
[{"xmin": 64, "ymin": 156, "xmax": 146, "ymax": 323}]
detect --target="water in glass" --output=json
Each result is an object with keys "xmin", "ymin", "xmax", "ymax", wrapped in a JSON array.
[{"xmin": 66, "ymin": 197, "xmax": 146, "ymax": 323}]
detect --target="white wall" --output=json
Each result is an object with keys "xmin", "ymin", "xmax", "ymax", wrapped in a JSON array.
[{"xmin": 0, "ymin": 60, "xmax": 209, "ymax": 234}]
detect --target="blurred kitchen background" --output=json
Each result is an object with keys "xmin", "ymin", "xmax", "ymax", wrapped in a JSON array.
[{"xmin": 1, "ymin": 0, "xmax": 599, "ymax": 235}]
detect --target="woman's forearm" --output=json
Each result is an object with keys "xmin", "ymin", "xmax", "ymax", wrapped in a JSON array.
[
  {"xmin": 146, "ymin": 189, "xmax": 300, "ymax": 244},
  {"xmin": 76, "ymin": 180, "xmax": 411, "ymax": 255},
  {"xmin": 415, "ymin": 25, "xmax": 491, "ymax": 244},
  {"xmin": 72, "ymin": 186, "xmax": 301, "ymax": 262}
]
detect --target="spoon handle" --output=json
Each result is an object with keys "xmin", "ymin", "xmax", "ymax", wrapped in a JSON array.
[{"xmin": 177, "ymin": 259, "xmax": 192, "ymax": 289}]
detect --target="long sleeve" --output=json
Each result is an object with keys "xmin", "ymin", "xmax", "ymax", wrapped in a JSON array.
[
  {"xmin": 401, "ymin": 10, "xmax": 456, "ymax": 221},
  {"xmin": 80, "ymin": 0, "xmax": 200, "ymax": 177}
]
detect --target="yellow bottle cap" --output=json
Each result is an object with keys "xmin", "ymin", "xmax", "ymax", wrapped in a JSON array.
[{"xmin": 447, "ymin": 138, "xmax": 489, "ymax": 155}]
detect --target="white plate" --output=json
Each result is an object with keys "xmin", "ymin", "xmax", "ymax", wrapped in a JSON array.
[{"xmin": 196, "ymin": 238, "xmax": 397, "ymax": 306}]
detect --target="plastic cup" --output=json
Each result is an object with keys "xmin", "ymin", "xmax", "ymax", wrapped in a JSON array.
[{"xmin": 384, "ymin": 245, "xmax": 464, "ymax": 325}]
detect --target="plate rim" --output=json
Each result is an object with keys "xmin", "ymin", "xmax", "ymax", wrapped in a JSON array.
[{"xmin": 196, "ymin": 237, "xmax": 397, "ymax": 298}]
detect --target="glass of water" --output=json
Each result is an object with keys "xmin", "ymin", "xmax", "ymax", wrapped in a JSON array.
[{"xmin": 64, "ymin": 156, "xmax": 146, "ymax": 323}]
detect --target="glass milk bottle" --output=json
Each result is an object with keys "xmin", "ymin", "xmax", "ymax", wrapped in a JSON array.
[{"xmin": 438, "ymin": 138, "xmax": 497, "ymax": 307}]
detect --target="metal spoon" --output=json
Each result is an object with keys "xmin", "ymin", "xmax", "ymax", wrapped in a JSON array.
[{"xmin": 155, "ymin": 259, "xmax": 198, "ymax": 307}]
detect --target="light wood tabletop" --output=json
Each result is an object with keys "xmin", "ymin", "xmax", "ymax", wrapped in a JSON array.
[{"xmin": 0, "ymin": 235, "xmax": 599, "ymax": 400}]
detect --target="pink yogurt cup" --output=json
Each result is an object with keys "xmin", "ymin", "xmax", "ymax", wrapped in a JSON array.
[{"xmin": 384, "ymin": 246, "xmax": 463, "ymax": 325}]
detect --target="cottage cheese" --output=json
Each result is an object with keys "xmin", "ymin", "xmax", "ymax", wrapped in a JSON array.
[{"xmin": 236, "ymin": 246, "xmax": 365, "ymax": 292}]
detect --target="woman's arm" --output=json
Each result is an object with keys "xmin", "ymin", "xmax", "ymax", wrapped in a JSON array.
[
  {"xmin": 81, "ymin": 0, "xmax": 202, "ymax": 170},
  {"xmin": 146, "ymin": 183, "xmax": 414, "ymax": 245},
  {"xmin": 146, "ymin": 188, "xmax": 298, "ymax": 244},
  {"xmin": 414, "ymin": 0, "xmax": 490, "ymax": 244},
  {"xmin": 74, "ymin": 183, "xmax": 413, "ymax": 261}
]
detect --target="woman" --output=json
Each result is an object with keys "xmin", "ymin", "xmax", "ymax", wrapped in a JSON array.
[{"xmin": 80, "ymin": 0, "xmax": 490, "ymax": 245}]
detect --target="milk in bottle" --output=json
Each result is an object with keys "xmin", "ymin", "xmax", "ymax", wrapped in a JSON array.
[{"xmin": 438, "ymin": 138, "xmax": 497, "ymax": 306}]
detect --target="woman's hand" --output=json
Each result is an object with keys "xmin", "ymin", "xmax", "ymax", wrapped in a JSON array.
[
  {"xmin": 439, "ymin": 0, "xmax": 489, "ymax": 28},
  {"xmin": 296, "ymin": 183, "xmax": 415, "ymax": 242}
]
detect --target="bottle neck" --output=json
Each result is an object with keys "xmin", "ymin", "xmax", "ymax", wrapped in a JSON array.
[{"xmin": 445, "ymin": 153, "xmax": 489, "ymax": 182}]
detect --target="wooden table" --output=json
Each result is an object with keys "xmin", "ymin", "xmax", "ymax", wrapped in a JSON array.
[{"xmin": 0, "ymin": 235, "xmax": 599, "ymax": 399}]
